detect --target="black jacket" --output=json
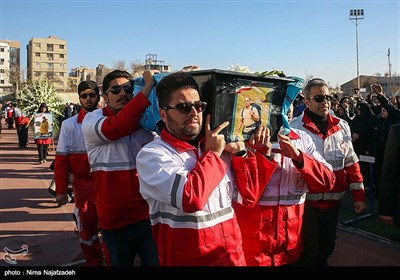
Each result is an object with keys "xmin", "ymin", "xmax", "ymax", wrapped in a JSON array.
[{"xmin": 379, "ymin": 123, "xmax": 400, "ymax": 228}]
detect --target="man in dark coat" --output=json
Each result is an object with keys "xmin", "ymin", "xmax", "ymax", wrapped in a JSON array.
[{"xmin": 379, "ymin": 123, "xmax": 400, "ymax": 241}]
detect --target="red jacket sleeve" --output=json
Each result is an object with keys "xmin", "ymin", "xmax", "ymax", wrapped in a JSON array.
[
  {"xmin": 231, "ymin": 151, "xmax": 277, "ymax": 208},
  {"xmin": 296, "ymin": 152, "xmax": 336, "ymax": 192},
  {"xmin": 182, "ymin": 151, "xmax": 227, "ymax": 212},
  {"xmin": 101, "ymin": 92, "xmax": 151, "ymax": 140},
  {"xmin": 54, "ymin": 154, "xmax": 70, "ymax": 195}
]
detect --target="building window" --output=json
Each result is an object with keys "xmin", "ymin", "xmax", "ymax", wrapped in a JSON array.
[
  {"xmin": 0, "ymin": 48, "xmax": 4, "ymax": 52},
  {"xmin": 47, "ymin": 63, "xmax": 54, "ymax": 69},
  {"xmin": 1, "ymin": 80, "xmax": 4, "ymax": 84},
  {"xmin": 47, "ymin": 44, "xmax": 54, "ymax": 51},
  {"xmin": 35, "ymin": 62, "xmax": 40, "ymax": 67},
  {"xmin": 0, "ymin": 69, "xmax": 5, "ymax": 73},
  {"xmin": 35, "ymin": 52, "xmax": 40, "ymax": 57},
  {"xmin": 60, "ymin": 63, "xmax": 64, "ymax": 68},
  {"xmin": 47, "ymin": 53, "xmax": 54, "ymax": 60},
  {"xmin": 59, "ymin": 72, "xmax": 64, "ymax": 77},
  {"xmin": 59, "ymin": 54, "xmax": 64, "ymax": 59},
  {"xmin": 34, "ymin": 43, "xmax": 41, "ymax": 48},
  {"xmin": 0, "ymin": 58, "xmax": 4, "ymax": 65},
  {"xmin": 35, "ymin": 72, "xmax": 41, "ymax": 77},
  {"xmin": 47, "ymin": 72, "xmax": 54, "ymax": 79},
  {"xmin": 59, "ymin": 45, "xmax": 64, "ymax": 49}
]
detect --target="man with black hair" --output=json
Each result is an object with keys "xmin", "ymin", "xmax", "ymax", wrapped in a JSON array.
[
  {"xmin": 291, "ymin": 78, "xmax": 365, "ymax": 266},
  {"xmin": 82, "ymin": 70, "xmax": 159, "ymax": 266},
  {"xmin": 136, "ymin": 72, "xmax": 276, "ymax": 266},
  {"xmin": 54, "ymin": 80, "xmax": 108, "ymax": 266}
]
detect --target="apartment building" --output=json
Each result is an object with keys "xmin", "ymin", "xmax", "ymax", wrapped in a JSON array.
[
  {"xmin": 27, "ymin": 36, "xmax": 67, "ymax": 91},
  {"xmin": 0, "ymin": 40, "xmax": 20, "ymax": 93}
]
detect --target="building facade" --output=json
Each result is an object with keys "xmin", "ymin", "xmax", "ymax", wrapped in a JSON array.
[
  {"xmin": 340, "ymin": 75, "xmax": 400, "ymax": 98},
  {"xmin": 0, "ymin": 40, "xmax": 20, "ymax": 94},
  {"xmin": 27, "ymin": 36, "xmax": 67, "ymax": 91}
]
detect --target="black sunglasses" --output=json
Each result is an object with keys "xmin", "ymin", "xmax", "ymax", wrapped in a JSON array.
[
  {"xmin": 161, "ymin": 101, "xmax": 207, "ymax": 114},
  {"xmin": 105, "ymin": 81, "xmax": 134, "ymax": 95},
  {"xmin": 311, "ymin": 95, "xmax": 333, "ymax": 103},
  {"xmin": 79, "ymin": 93, "xmax": 98, "ymax": 99}
]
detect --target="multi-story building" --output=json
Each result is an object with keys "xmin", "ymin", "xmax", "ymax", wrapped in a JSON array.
[
  {"xmin": 27, "ymin": 36, "xmax": 67, "ymax": 91},
  {"xmin": 68, "ymin": 66, "xmax": 96, "ymax": 91},
  {"xmin": 340, "ymin": 75, "xmax": 400, "ymax": 98},
  {"xmin": 145, "ymin": 53, "xmax": 172, "ymax": 73},
  {"xmin": 0, "ymin": 40, "xmax": 20, "ymax": 94}
]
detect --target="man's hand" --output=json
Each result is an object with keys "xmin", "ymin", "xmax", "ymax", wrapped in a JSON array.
[
  {"xmin": 204, "ymin": 115, "xmax": 228, "ymax": 157},
  {"xmin": 142, "ymin": 70, "xmax": 160, "ymax": 98},
  {"xmin": 379, "ymin": 215, "xmax": 394, "ymax": 224},
  {"xmin": 56, "ymin": 194, "xmax": 69, "ymax": 207},
  {"xmin": 247, "ymin": 125, "xmax": 271, "ymax": 155},
  {"xmin": 354, "ymin": 201, "xmax": 366, "ymax": 213},
  {"xmin": 272, "ymin": 134, "xmax": 303, "ymax": 164}
]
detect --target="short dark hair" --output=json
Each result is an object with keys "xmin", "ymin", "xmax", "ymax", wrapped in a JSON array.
[
  {"xmin": 102, "ymin": 70, "xmax": 133, "ymax": 95},
  {"xmin": 303, "ymin": 78, "xmax": 328, "ymax": 99},
  {"xmin": 156, "ymin": 72, "xmax": 199, "ymax": 107},
  {"xmin": 78, "ymin": 80, "xmax": 99, "ymax": 96}
]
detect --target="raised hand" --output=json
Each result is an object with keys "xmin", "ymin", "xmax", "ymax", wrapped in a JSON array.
[
  {"xmin": 272, "ymin": 133, "xmax": 302, "ymax": 163},
  {"xmin": 142, "ymin": 70, "xmax": 160, "ymax": 97},
  {"xmin": 204, "ymin": 114, "xmax": 228, "ymax": 157},
  {"xmin": 247, "ymin": 125, "xmax": 271, "ymax": 155}
]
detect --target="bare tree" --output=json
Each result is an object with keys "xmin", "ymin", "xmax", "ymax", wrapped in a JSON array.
[
  {"xmin": 112, "ymin": 60, "xmax": 126, "ymax": 70},
  {"xmin": 130, "ymin": 59, "xmax": 145, "ymax": 78}
]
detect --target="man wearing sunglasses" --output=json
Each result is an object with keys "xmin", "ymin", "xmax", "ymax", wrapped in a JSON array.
[
  {"xmin": 82, "ymin": 70, "xmax": 159, "ymax": 266},
  {"xmin": 136, "ymin": 72, "xmax": 277, "ymax": 266},
  {"xmin": 291, "ymin": 78, "xmax": 365, "ymax": 267},
  {"xmin": 54, "ymin": 80, "xmax": 107, "ymax": 266}
]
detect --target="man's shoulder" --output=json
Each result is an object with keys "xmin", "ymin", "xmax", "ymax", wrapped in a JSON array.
[{"xmin": 83, "ymin": 108, "xmax": 103, "ymax": 122}]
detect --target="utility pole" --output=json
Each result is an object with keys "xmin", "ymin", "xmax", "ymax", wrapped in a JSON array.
[
  {"xmin": 388, "ymin": 48, "xmax": 392, "ymax": 94},
  {"xmin": 349, "ymin": 9, "xmax": 364, "ymax": 90}
]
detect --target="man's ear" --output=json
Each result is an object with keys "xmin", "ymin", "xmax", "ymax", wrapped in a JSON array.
[
  {"xmin": 103, "ymin": 94, "xmax": 109, "ymax": 105},
  {"xmin": 159, "ymin": 108, "xmax": 167, "ymax": 123}
]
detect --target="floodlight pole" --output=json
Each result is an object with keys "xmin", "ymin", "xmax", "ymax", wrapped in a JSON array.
[{"xmin": 349, "ymin": 9, "xmax": 364, "ymax": 90}]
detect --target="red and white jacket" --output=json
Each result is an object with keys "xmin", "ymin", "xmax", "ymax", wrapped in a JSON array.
[
  {"xmin": 54, "ymin": 110, "xmax": 93, "ymax": 208},
  {"xmin": 136, "ymin": 128, "xmax": 276, "ymax": 266},
  {"xmin": 233, "ymin": 128, "xmax": 335, "ymax": 266},
  {"xmin": 290, "ymin": 109, "xmax": 365, "ymax": 209},
  {"xmin": 82, "ymin": 93, "xmax": 157, "ymax": 230}
]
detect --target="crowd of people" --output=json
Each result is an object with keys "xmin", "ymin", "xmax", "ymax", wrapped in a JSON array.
[{"xmin": 1, "ymin": 72, "xmax": 399, "ymax": 267}]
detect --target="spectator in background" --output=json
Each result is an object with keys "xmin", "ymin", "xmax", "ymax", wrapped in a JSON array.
[
  {"xmin": 5, "ymin": 102, "xmax": 14, "ymax": 129},
  {"xmin": 379, "ymin": 123, "xmax": 400, "ymax": 242},
  {"xmin": 35, "ymin": 103, "xmax": 52, "ymax": 164},
  {"xmin": 82, "ymin": 70, "xmax": 159, "ymax": 266},
  {"xmin": 13, "ymin": 102, "xmax": 30, "ymax": 149},
  {"xmin": 291, "ymin": 78, "xmax": 365, "ymax": 266},
  {"xmin": 54, "ymin": 80, "xmax": 108, "ymax": 266},
  {"xmin": 372, "ymin": 84, "xmax": 400, "ymax": 122},
  {"xmin": 350, "ymin": 100, "xmax": 377, "ymax": 189}
]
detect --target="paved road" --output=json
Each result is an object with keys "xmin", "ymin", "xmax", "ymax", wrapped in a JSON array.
[
  {"xmin": 1, "ymin": 127, "xmax": 399, "ymax": 269},
  {"xmin": 0, "ymin": 127, "xmax": 82, "ymax": 267}
]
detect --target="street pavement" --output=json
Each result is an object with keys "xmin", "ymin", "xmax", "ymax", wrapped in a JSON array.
[
  {"xmin": 1, "ymin": 126, "xmax": 400, "ymax": 269},
  {"xmin": 0, "ymin": 127, "xmax": 83, "ymax": 267}
]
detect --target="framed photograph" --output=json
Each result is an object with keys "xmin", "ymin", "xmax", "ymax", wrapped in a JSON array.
[
  {"xmin": 190, "ymin": 69, "xmax": 292, "ymax": 142},
  {"xmin": 33, "ymin": 113, "xmax": 53, "ymax": 139}
]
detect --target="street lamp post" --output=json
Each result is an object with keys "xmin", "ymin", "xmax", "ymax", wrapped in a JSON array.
[{"xmin": 349, "ymin": 9, "xmax": 364, "ymax": 90}]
